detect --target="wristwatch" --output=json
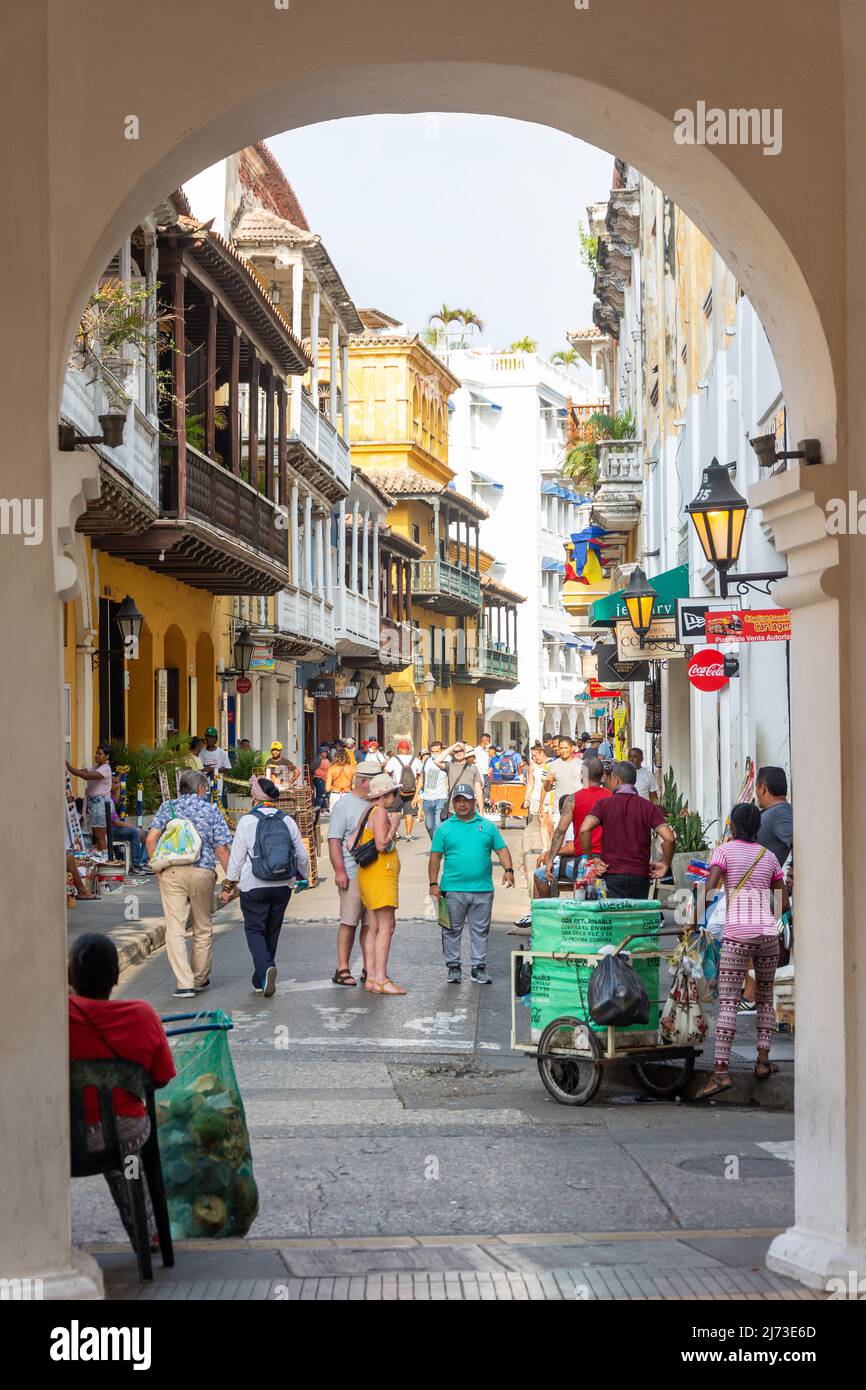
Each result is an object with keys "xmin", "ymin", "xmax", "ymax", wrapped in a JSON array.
[{"xmin": 503, "ymin": 867, "xmax": 515, "ymax": 877}]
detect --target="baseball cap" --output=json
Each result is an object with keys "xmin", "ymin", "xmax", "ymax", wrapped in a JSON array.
[
  {"xmin": 451, "ymin": 782, "xmax": 476, "ymax": 801},
  {"xmin": 344, "ymin": 736, "xmax": 356, "ymax": 745},
  {"xmin": 397, "ymin": 739, "xmax": 410, "ymax": 752},
  {"xmin": 270, "ymin": 740, "xmax": 283, "ymax": 751},
  {"xmin": 369, "ymin": 739, "xmax": 379, "ymax": 748},
  {"xmin": 205, "ymin": 726, "xmax": 218, "ymax": 737},
  {"xmin": 354, "ymin": 759, "xmax": 383, "ymax": 777}
]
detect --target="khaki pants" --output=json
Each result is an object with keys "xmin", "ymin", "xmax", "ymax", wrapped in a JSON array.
[{"xmin": 157, "ymin": 864, "xmax": 216, "ymax": 989}]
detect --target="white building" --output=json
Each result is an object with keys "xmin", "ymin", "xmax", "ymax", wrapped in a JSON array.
[{"xmin": 447, "ymin": 347, "xmax": 603, "ymax": 746}]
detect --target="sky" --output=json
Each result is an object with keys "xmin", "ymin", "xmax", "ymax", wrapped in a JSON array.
[{"xmin": 250, "ymin": 114, "xmax": 616, "ymax": 356}]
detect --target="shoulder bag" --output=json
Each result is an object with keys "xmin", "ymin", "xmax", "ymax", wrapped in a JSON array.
[{"xmin": 350, "ymin": 806, "xmax": 379, "ymax": 868}]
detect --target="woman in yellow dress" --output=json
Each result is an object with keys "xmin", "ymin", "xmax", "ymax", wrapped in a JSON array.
[{"xmin": 356, "ymin": 773, "xmax": 404, "ymax": 995}]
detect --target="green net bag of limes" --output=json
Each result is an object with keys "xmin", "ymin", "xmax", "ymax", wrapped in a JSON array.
[{"xmin": 156, "ymin": 1010, "xmax": 258, "ymax": 1239}]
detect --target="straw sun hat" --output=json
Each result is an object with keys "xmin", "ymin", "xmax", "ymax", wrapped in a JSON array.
[{"xmin": 368, "ymin": 772, "xmax": 398, "ymax": 799}]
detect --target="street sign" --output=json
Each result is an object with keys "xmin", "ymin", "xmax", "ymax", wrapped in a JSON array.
[
  {"xmin": 687, "ymin": 648, "xmax": 729, "ymax": 692},
  {"xmin": 235, "ymin": 675, "xmax": 252, "ymax": 694},
  {"xmin": 706, "ymin": 609, "xmax": 792, "ymax": 643},
  {"xmin": 596, "ymin": 642, "xmax": 650, "ymax": 685},
  {"xmin": 615, "ymin": 618, "xmax": 686, "ymax": 660},
  {"xmin": 676, "ymin": 595, "xmax": 741, "ymax": 645},
  {"xmin": 587, "ymin": 678, "xmax": 623, "ymax": 699}
]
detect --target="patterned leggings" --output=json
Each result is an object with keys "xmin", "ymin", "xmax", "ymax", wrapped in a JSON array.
[{"xmin": 715, "ymin": 934, "xmax": 779, "ymax": 1067}]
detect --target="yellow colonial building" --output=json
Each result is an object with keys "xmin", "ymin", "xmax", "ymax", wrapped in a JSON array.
[{"xmin": 345, "ymin": 310, "xmax": 519, "ymax": 749}]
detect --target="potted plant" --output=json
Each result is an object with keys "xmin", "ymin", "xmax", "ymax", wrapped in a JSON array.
[{"xmin": 659, "ymin": 768, "xmax": 716, "ymax": 887}]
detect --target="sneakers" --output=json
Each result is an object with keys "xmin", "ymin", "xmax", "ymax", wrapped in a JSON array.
[
  {"xmin": 738, "ymin": 998, "xmax": 757, "ymax": 1014},
  {"xmin": 195, "ymin": 978, "xmax": 211, "ymax": 992},
  {"xmin": 513, "ymin": 913, "xmax": 532, "ymax": 928},
  {"xmin": 172, "ymin": 986, "xmax": 195, "ymax": 998},
  {"xmin": 447, "ymin": 965, "xmax": 462, "ymax": 985},
  {"xmin": 263, "ymin": 965, "xmax": 277, "ymax": 998},
  {"xmin": 471, "ymin": 965, "xmax": 492, "ymax": 985}
]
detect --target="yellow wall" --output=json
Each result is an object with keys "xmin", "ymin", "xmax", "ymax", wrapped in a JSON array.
[{"xmin": 74, "ymin": 548, "xmax": 230, "ymax": 749}]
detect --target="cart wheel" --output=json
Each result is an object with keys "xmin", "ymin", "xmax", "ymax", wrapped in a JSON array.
[
  {"xmin": 536, "ymin": 1015, "xmax": 603, "ymax": 1106},
  {"xmin": 631, "ymin": 1052, "xmax": 695, "ymax": 1098}
]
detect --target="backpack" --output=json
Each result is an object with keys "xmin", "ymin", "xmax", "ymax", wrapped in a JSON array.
[
  {"xmin": 150, "ymin": 802, "xmax": 202, "ymax": 870},
  {"xmin": 499, "ymin": 752, "xmax": 520, "ymax": 779},
  {"xmin": 396, "ymin": 757, "xmax": 417, "ymax": 797},
  {"xmin": 250, "ymin": 808, "xmax": 297, "ymax": 882}
]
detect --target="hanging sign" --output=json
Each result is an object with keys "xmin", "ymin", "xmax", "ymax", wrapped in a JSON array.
[
  {"xmin": 587, "ymin": 679, "xmax": 623, "ymax": 699},
  {"xmin": 249, "ymin": 644, "xmax": 277, "ymax": 673},
  {"xmin": 235, "ymin": 675, "xmax": 252, "ymax": 694},
  {"xmin": 688, "ymin": 648, "xmax": 729, "ymax": 693},
  {"xmin": 615, "ymin": 618, "xmax": 686, "ymax": 660},
  {"xmin": 309, "ymin": 678, "xmax": 337, "ymax": 699},
  {"xmin": 706, "ymin": 609, "xmax": 791, "ymax": 643},
  {"xmin": 676, "ymin": 595, "xmax": 741, "ymax": 645},
  {"xmin": 595, "ymin": 642, "xmax": 650, "ymax": 685}
]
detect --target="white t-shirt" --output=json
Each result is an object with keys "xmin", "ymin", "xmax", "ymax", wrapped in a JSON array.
[
  {"xmin": 327, "ymin": 792, "xmax": 372, "ymax": 880},
  {"xmin": 385, "ymin": 755, "xmax": 422, "ymax": 793},
  {"xmin": 420, "ymin": 757, "xmax": 449, "ymax": 802},
  {"xmin": 634, "ymin": 766, "xmax": 658, "ymax": 800},
  {"xmin": 201, "ymin": 745, "xmax": 230, "ymax": 772},
  {"xmin": 473, "ymin": 745, "xmax": 492, "ymax": 776},
  {"xmin": 225, "ymin": 807, "xmax": 310, "ymax": 892},
  {"xmin": 364, "ymin": 750, "xmax": 387, "ymax": 767}
]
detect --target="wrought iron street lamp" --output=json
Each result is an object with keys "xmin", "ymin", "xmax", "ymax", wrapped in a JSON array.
[
  {"xmin": 115, "ymin": 595, "xmax": 144, "ymax": 653},
  {"xmin": 384, "ymin": 685, "xmax": 396, "ymax": 711},
  {"xmin": 685, "ymin": 459, "xmax": 786, "ymax": 599},
  {"xmin": 422, "ymin": 672, "xmax": 436, "ymax": 696},
  {"xmin": 366, "ymin": 675, "xmax": 381, "ymax": 710},
  {"xmin": 622, "ymin": 567, "xmax": 657, "ymax": 647},
  {"xmin": 232, "ymin": 625, "xmax": 255, "ymax": 675}
]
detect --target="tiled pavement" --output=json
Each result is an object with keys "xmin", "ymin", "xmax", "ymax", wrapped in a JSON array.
[{"xmin": 97, "ymin": 1230, "xmax": 825, "ymax": 1300}]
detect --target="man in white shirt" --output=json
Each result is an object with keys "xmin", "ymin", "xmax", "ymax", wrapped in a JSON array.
[
  {"xmin": 629, "ymin": 747, "xmax": 659, "ymax": 803},
  {"xmin": 419, "ymin": 741, "xmax": 450, "ymax": 840},
  {"xmin": 200, "ymin": 727, "xmax": 231, "ymax": 775},
  {"xmin": 384, "ymin": 739, "xmax": 422, "ymax": 840},
  {"xmin": 472, "ymin": 732, "xmax": 493, "ymax": 805},
  {"xmin": 542, "ymin": 735, "xmax": 584, "ymax": 811}
]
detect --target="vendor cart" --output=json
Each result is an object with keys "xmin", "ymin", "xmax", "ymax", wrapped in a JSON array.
[
  {"xmin": 488, "ymin": 780, "xmax": 528, "ymax": 827},
  {"xmin": 511, "ymin": 927, "xmax": 701, "ymax": 1105}
]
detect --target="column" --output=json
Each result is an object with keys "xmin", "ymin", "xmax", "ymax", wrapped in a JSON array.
[
  {"xmin": 475, "ymin": 523, "xmax": 480, "ymax": 574},
  {"xmin": 144, "ymin": 236, "xmax": 158, "ymax": 419},
  {"xmin": 340, "ymin": 335, "xmax": 350, "ymax": 438},
  {"xmin": 404, "ymin": 560, "xmax": 412, "ymax": 621},
  {"xmin": 229, "ymin": 328, "xmax": 240, "ymax": 474},
  {"xmin": 316, "ymin": 514, "xmax": 325, "ymax": 596},
  {"xmin": 170, "ymin": 261, "xmax": 186, "ymax": 513},
  {"xmin": 290, "ymin": 260, "xmax": 304, "ymax": 433},
  {"xmin": 372, "ymin": 518, "xmax": 380, "ymax": 603},
  {"xmin": 248, "ymin": 354, "xmax": 260, "ymax": 485},
  {"xmin": 361, "ymin": 509, "xmax": 370, "ymax": 597},
  {"xmin": 205, "ymin": 295, "xmax": 217, "ymax": 458},
  {"xmin": 304, "ymin": 492, "xmax": 313, "ymax": 591},
  {"xmin": 277, "ymin": 379, "xmax": 287, "ymax": 504},
  {"xmin": 264, "ymin": 365, "xmax": 275, "ymax": 499},
  {"xmin": 384, "ymin": 551, "xmax": 391, "ymax": 617},
  {"xmin": 396, "ymin": 554, "xmax": 403, "ymax": 622},
  {"xmin": 324, "ymin": 513, "xmax": 333, "ymax": 603},
  {"xmin": 351, "ymin": 500, "xmax": 360, "ymax": 591},
  {"xmin": 329, "ymin": 320, "xmax": 339, "ymax": 427},
  {"xmin": 338, "ymin": 499, "xmax": 347, "ymax": 595},
  {"xmin": 290, "ymin": 481, "xmax": 299, "ymax": 586},
  {"xmin": 309, "ymin": 285, "xmax": 320, "ymax": 433}
]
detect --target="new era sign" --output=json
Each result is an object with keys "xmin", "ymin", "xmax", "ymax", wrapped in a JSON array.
[{"xmin": 676, "ymin": 596, "xmax": 741, "ymax": 645}]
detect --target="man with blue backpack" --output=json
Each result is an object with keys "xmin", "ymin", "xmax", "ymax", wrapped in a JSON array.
[
  {"xmin": 490, "ymin": 743, "xmax": 524, "ymax": 784},
  {"xmin": 220, "ymin": 776, "xmax": 310, "ymax": 997}
]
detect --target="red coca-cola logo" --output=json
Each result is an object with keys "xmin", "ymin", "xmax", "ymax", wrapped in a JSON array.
[{"xmin": 688, "ymin": 648, "xmax": 729, "ymax": 693}]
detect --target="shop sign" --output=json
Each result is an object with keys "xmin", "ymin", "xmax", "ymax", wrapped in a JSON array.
[
  {"xmin": 688, "ymin": 648, "xmax": 729, "ymax": 693},
  {"xmin": 706, "ymin": 609, "xmax": 792, "ymax": 643},
  {"xmin": 595, "ymin": 642, "xmax": 649, "ymax": 685},
  {"xmin": 337, "ymin": 683, "xmax": 360, "ymax": 701},
  {"xmin": 587, "ymin": 678, "xmax": 623, "ymax": 699},
  {"xmin": 249, "ymin": 644, "xmax": 276, "ymax": 673},
  {"xmin": 676, "ymin": 596, "xmax": 741, "ymax": 645},
  {"xmin": 309, "ymin": 678, "xmax": 337, "ymax": 699},
  {"xmin": 235, "ymin": 675, "xmax": 252, "ymax": 694},
  {"xmin": 615, "ymin": 618, "xmax": 686, "ymax": 660}
]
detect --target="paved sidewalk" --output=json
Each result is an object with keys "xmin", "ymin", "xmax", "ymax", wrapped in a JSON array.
[{"xmin": 96, "ymin": 1229, "xmax": 823, "ymax": 1301}]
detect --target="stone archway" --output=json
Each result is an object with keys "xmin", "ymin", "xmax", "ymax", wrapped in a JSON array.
[{"xmin": 5, "ymin": 0, "xmax": 865, "ymax": 1297}]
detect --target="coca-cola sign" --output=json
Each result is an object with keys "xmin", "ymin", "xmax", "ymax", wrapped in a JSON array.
[{"xmin": 688, "ymin": 647, "xmax": 729, "ymax": 693}]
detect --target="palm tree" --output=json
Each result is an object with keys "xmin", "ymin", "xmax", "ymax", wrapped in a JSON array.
[
  {"xmin": 457, "ymin": 308, "xmax": 485, "ymax": 347},
  {"xmin": 551, "ymin": 347, "xmax": 579, "ymax": 367},
  {"xmin": 427, "ymin": 303, "xmax": 463, "ymax": 356},
  {"xmin": 509, "ymin": 336, "xmax": 538, "ymax": 354}
]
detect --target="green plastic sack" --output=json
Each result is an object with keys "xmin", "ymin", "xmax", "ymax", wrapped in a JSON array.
[{"xmin": 156, "ymin": 1011, "xmax": 258, "ymax": 1239}]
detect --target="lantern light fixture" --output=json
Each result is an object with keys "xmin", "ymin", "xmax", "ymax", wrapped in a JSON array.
[
  {"xmin": 384, "ymin": 685, "xmax": 396, "ymax": 711},
  {"xmin": 622, "ymin": 567, "xmax": 658, "ymax": 647},
  {"xmin": 366, "ymin": 675, "xmax": 381, "ymax": 709},
  {"xmin": 114, "ymin": 594, "xmax": 144, "ymax": 648},
  {"xmin": 686, "ymin": 458, "xmax": 786, "ymax": 598},
  {"xmin": 232, "ymin": 625, "xmax": 255, "ymax": 675}
]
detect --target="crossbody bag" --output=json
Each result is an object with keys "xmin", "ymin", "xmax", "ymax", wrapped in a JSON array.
[{"xmin": 350, "ymin": 807, "xmax": 379, "ymax": 868}]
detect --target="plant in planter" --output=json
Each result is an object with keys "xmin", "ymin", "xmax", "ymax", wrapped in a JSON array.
[
  {"xmin": 660, "ymin": 768, "xmax": 715, "ymax": 852},
  {"xmin": 561, "ymin": 409, "xmax": 638, "ymax": 488},
  {"xmin": 107, "ymin": 740, "xmax": 189, "ymax": 813},
  {"xmin": 76, "ymin": 277, "xmax": 178, "ymax": 410}
]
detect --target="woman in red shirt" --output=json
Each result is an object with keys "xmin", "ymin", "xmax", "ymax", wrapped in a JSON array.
[{"xmin": 68, "ymin": 933, "xmax": 175, "ymax": 1244}]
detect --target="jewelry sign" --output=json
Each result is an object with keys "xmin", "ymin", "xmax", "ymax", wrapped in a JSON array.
[
  {"xmin": 706, "ymin": 609, "xmax": 791, "ymax": 643},
  {"xmin": 615, "ymin": 618, "xmax": 686, "ymax": 660}
]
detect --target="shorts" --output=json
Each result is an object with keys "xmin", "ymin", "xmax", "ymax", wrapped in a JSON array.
[
  {"xmin": 397, "ymin": 794, "xmax": 416, "ymax": 814},
  {"xmin": 534, "ymin": 855, "xmax": 579, "ymax": 884},
  {"xmin": 337, "ymin": 875, "xmax": 371, "ymax": 928},
  {"xmin": 86, "ymin": 795, "xmax": 108, "ymax": 829}
]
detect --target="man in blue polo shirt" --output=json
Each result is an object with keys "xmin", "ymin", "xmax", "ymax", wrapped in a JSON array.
[{"xmin": 428, "ymin": 782, "xmax": 515, "ymax": 984}]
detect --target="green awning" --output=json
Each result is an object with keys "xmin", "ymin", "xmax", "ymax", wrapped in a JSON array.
[{"xmin": 589, "ymin": 563, "xmax": 690, "ymax": 627}]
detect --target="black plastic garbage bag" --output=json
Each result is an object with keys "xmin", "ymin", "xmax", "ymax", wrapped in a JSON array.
[
  {"xmin": 513, "ymin": 949, "xmax": 532, "ymax": 998},
  {"xmin": 587, "ymin": 953, "xmax": 650, "ymax": 1027}
]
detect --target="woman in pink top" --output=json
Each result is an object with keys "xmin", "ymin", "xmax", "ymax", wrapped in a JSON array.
[
  {"xmin": 66, "ymin": 746, "xmax": 113, "ymax": 853},
  {"xmin": 694, "ymin": 802, "xmax": 788, "ymax": 1101}
]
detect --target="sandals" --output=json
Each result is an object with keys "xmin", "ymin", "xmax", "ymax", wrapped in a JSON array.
[
  {"xmin": 754, "ymin": 1060, "xmax": 780, "ymax": 1080},
  {"xmin": 332, "ymin": 968, "xmax": 357, "ymax": 987},
  {"xmin": 692, "ymin": 1073, "xmax": 734, "ymax": 1102},
  {"xmin": 365, "ymin": 977, "xmax": 407, "ymax": 995}
]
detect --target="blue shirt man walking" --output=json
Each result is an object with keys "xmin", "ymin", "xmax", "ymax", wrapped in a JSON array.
[{"xmin": 428, "ymin": 783, "xmax": 515, "ymax": 984}]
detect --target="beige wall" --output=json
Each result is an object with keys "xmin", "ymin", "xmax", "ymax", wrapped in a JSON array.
[{"xmin": 2, "ymin": 0, "xmax": 863, "ymax": 1293}]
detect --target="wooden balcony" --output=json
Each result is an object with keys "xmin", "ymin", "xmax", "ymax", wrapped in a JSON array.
[
  {"xmin": 454, "ymin": 642, "xmax": 519, "ymax": 690},
  {"xmin": 91, "ymin": 442, "xmax": 290, "ymax": 594},
  {"xmin": 412, "ymin": 558, "xmax": 482, "ymax": 615}
]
